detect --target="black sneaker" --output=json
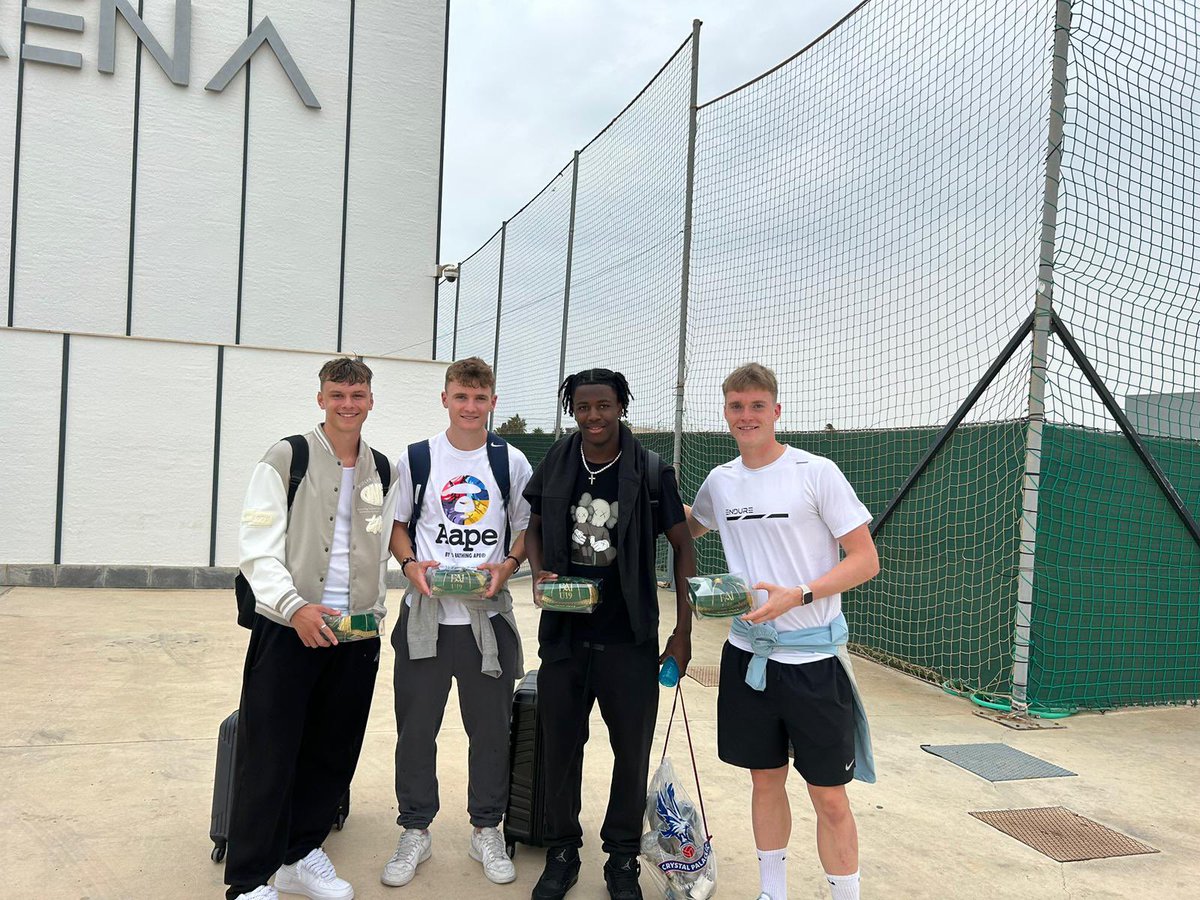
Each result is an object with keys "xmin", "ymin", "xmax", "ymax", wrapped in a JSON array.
[
  {"xmin": 532, "ymin": 846, "xmax": 580, "ymax": 900},
  {"xmin": 603, "ymin": 854, "xmax": 643, "ymax": 900}
]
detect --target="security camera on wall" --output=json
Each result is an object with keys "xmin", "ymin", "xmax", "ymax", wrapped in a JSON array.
[{"xmin": 438, "ymin": 263, "xmax": 460, "ymax": 283}]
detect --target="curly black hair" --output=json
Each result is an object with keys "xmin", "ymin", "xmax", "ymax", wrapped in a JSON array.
[{"xmin": 559, "ymin": 368, "xmax": 633, "ymax": 417}]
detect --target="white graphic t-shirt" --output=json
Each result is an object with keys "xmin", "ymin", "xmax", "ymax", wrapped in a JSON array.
[
  {"xmin": 690, "ymin": 446, "xmax": 871, "ymax": 664},
  {"xmin": 393, "ymin": 432, "xmax": 533, "ymax": 624}
]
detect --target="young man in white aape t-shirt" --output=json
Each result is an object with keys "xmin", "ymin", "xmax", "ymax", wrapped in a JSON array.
[
  {"xmin": 686, "ymin": 364, "xmax": 880, "ymax": 900},
  {"xmin": 381, "ymin": 357, "xmax": 533, "ymax": 889}
]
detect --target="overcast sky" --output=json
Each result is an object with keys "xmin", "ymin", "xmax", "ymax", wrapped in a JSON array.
[{"xmin": 439, "ymin": 0, "xmax": 863, "ymax": 264}]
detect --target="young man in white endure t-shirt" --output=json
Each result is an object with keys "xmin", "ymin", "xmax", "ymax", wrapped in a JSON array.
[
  {"xmin": 381, "ymin": 357, "xmax": 533, "ymax": 890},
  {"xmin": 686, "ymin": 363, "xmax": 880, "ymax": 900}
]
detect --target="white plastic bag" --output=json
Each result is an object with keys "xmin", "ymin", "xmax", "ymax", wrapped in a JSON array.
[{"xmin": 640, "ymin": 758, "xmax": 717, "ymax": 898}]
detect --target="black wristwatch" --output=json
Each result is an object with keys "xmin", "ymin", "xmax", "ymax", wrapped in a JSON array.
[
  {"xmin": 400, "ymin": 556, "xmax": 417, "ymax": 573},
  {"xmin": 799, "ymin": 583, "xmax": 815, "ymax": 605}
]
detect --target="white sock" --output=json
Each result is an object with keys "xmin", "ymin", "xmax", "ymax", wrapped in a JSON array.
[
  {"xmin": 756, "ymin": 848, "xmax": 787, "ymax": 900},
  {"xmin": 827, "ymin": 870, "xmax": 860, "ymax": 900}
]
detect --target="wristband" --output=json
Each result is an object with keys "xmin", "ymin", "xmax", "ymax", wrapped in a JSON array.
[
  {"xmin": 400, "ymin": 556, "xmax": 417, "ymax": 572},
  {"xmin": 504, "ymin": 554, "xmax": 521, "ymax": 570}
]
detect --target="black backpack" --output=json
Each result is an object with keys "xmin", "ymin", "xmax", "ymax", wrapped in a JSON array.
[
  {"xmin": 234, "ymin": 435, "xmax": 392, "ymax": 629},
  {"xmin": 406, "ymin": 432, "xmax": 512, "ymax": 553}
]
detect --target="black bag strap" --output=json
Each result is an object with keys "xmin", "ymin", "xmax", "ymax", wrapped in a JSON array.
[
  {"xmin": 645, "ymin": 448, "xmax": 661, "ymax": 513},
  {"xmin": 486, "ymin": 432, "xmax": 512, "ymax": 554},
  {"xmin": 406, "ymin": 439, "xmax": 432, "ymax": 541},
  {"xmin": 660, "ymin": 682, "xmax": 711, "ymax": 842},
  {"xmin": 370, "ymin": 447, "xmax": 392, "ymax": 495},
  {"xmin": 283, "ymin": 435, "xmax": 309, "ymax": 508}
]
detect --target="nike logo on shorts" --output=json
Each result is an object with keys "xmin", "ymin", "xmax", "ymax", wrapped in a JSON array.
[{"xmin": 844, "ymin": 759, "xmax": 855, "ymax": 771}]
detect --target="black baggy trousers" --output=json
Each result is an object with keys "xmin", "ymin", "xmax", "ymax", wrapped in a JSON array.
[
  {"xmin": 224, "ymin": 616, "xmax": 379, "ymax": 899},
  {"xmin": 538, "ymin": 638, "xmax": 659, "ymax": 857}
]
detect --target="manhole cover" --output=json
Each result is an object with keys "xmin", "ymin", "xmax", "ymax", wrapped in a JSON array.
[
  {"xmin": 686, "ymin": 664, "xmax": 720, "ymax": 687},
  {"xmin": 921, "ymin": 742, "xmax": 1075, "ymax": 781},
  {"xmin": 969, "ymin": 807, "xmax": 1159, "ymax": 862}
]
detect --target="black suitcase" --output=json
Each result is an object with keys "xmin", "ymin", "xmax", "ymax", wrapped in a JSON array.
[
  {"xmin": 503, "ymin": 670, "xmax": 547, "ymax": 858},
  {"xmin": 210, "ymin": 710, "xmax": 350, "ymax": 862}
]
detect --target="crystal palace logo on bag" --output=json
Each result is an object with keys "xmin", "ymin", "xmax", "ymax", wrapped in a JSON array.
[{"xmin": 654, "ymin": 784, "xmax": 711, "ymax": 873}]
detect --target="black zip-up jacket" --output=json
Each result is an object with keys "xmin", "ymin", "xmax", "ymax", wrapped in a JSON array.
[{"xmin": 524, "ymin": 424, "xmax": 667, "ymax": 662}]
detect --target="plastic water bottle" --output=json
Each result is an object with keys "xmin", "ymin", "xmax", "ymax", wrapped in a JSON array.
[{"xmin": 659, "ymin": 656, "xmax": 680, "ymax": 688}]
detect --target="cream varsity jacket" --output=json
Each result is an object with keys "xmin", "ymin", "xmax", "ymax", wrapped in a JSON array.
[{"xmin": 239, "ymin": 426, "xmax": 399, "ymax": 627}]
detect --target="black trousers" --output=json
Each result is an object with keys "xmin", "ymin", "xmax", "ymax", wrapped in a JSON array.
[
  {"xmin": 538, "ymin": 638, "xmax": 659, "ymax": 856},
  {"xmin": 224, "ymin": 616, "xmax": 379, "ymax": 899}
]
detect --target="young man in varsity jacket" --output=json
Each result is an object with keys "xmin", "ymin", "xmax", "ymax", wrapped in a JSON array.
[
  {"xmin": 687, "ymin": 363, "xmax": 880, "ymax": 900},
  {"xmin": 523, "ymin": 368, "xmax": 696, "ymax": 900},
  {"xmin": 381, "ymin": 357, "xmax": 533, "ymax": 889},
  {"xmin": 226, "ymin": 356, "xmax": 399, "ymax": 900}
]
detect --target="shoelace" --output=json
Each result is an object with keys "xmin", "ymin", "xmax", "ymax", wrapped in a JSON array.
[
  {"xmin": 476, "ymin": 829, "xmax": 508, "ymax": 864},
  {"xmin": 390, "ymin": 833, "xmax": 426, "ymax": 866},
  {"xmin": 303, "ymin": 848, "xmax": 337, "ymax": 880}
]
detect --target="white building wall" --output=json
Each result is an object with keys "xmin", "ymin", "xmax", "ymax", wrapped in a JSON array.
[
  {"xmin": 12, "ymin": 0, "xmax": 137, "ymax": 335},
  {"xmin": 1, "ymin": 0, "xmax": 444, "ymax": 351},
  {"xmin": 130, "ymin": 0, "xmax": 248, "ymax": 343},
  {"xmin": 0, "ymin": 327, "xmax": 448, "ymax": 567},
  {"xmin": 1, "ymin": 0, "xmax": 447, "ymax": 569},
  {"xmin": 0, "ymin": 330, "xmax": 64, "ymax": 563},
  {"xmin": 61, "ymin": 335, "xmax": 217, "ymax": 565}
]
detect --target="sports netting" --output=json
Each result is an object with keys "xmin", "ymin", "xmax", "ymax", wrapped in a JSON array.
[{"xmin": 438, "ymin": 1, "xmax": 1200, "ymax": 709}]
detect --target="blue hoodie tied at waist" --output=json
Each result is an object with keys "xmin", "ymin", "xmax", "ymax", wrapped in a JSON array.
[{"xmin": 730, "ymin": 613, "xmax": 876, "ymax": 784}]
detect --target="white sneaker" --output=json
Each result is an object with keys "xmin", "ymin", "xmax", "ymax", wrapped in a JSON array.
[
  {"xmin": 234, "ymin": 888, "xmax": 278, "ymax": 900},
  {"xmin": 468, "ymin": 826, "xmax": 516, "ymax": 884},
  {"xmin": 381, "ymin": 828, "xmax": 432, "ymax": 887},
  {"xmin": 274, "ymin": 847, "xmax": 353, "ymax": 899}
]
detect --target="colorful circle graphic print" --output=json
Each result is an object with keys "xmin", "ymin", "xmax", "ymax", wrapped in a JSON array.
[{"xmin": 441, "ymin": 475, "xmax": 489, "ymax": 525}]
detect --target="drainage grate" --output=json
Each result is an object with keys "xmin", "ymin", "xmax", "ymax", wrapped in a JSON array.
[
  {"xmin": 921, "ymin": 742, "xmax": 1076, "ymax": 781},
  {"xmin": 686, "ymin": 664, "xmax": 720, "ymax": 687},
  {"xmin": 969, "ymin": 807, "xmax": 1159, "ymax": 862}
]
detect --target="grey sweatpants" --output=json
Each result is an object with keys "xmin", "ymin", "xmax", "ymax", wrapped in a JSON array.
[{"xmin": 391, "ymin": 606, "xmax": 520, "ymax": 829}]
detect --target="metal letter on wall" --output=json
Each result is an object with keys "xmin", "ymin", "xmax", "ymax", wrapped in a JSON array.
[
  {"xmin": 205, "ymin": 16, "xmax": 321, "ymax": 109},
  {"xmin": 98, "ymin": 0, "xmax": 192, "ymax": 86},
  {"xmin": 22, "ymin": 6, "xmax": 85, "ymax": 69}
]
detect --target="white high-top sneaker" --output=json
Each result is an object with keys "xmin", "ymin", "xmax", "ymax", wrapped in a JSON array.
[
  {"xmin": 273, "ymin": 847, "xmax": 353, "ymax": 899},
  {"xmin": 468, "ymin": 827, "xmax": 516, "ymax": 884},
  {"xmin": 381, "ymin": 828, "xmax": 432, "ymax": 887}
]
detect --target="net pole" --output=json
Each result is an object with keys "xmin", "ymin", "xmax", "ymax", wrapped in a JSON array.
[
  {"xmin": 671, "ymin": 19, "xmax": 702, "ymax": 472},
  {"xmin": 1014, "ymin": 0, "xmax": 1072, "ymax": 715},
  {"xmin": 450, "ymin": 274, "xmax": 462, "ymax": 360},
  {"xmin": 554, "ymin": 151, "xmax": 581, "ymax": 439},
  {"xmin": 489, "ymin": 220, "xmax": 508, "ymax": 431}
]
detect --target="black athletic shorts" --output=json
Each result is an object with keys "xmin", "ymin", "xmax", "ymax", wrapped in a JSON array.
[{"xmin": 717, "ymin": 641, "xmax": 857, "ymax": 786}]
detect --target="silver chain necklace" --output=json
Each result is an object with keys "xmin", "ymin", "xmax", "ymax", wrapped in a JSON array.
[{"xmin": 580, "ymin": 443, "xmax": 621, "ymax": 485}]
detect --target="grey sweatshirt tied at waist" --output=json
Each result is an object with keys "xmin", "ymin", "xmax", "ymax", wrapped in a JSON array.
[{"xmin": 405, "ymin": 588, "xmax": 524, "ymax": 679}]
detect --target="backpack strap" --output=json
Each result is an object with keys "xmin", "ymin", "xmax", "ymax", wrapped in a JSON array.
[
  {"xmin": 283, "ymin": 434, "xmax": 310, "ymax": 509},
  {"xmin": 645, "ymin": 448, "xmax": 662, "ymax": 516},
  {"xmin": 486, "ymin": 432, "xmax": 512, "ymax": 554},
  {"xmin": 406, "ymin": 439, "xmax": 432, "ymax": 541},
  {"xmin": 370, "ymin": 447, "xmax": 392, "ymax": 496}
]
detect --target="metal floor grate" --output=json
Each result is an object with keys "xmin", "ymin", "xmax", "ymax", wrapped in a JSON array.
[
  {"xmin": 921, "ymin": 742, "xmax": 1076, "ymax": 781},
  {"xmin": 969, "ymin": 807, "xmax": 1159, "ymax": 862},
  {"xmin": 685, "ymin": 664, "xmax": 720, "ymax": 687}
]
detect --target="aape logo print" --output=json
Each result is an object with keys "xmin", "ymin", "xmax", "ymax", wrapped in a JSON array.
[
  {"xmin": 723, "ymin": 506, "xmax": 788, "ymax": 521},
  {"xmin": 436, "ymin": 474, "xmax": 499, "ymax": 554},
  {"xmin": 441, "ymin": 475, "xmax": 488, "ymax": 525}
]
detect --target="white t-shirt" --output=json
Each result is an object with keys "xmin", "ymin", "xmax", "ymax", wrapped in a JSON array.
[
  {"xmin": 393, "ymin": 432, "xmax": 533, "ymax": 624},
  {"xmin": 691, "ymin": 445, "xmax": 871, "ymax": 664},
  {"xmin": 319, "ymin": 466, "xmax": 357, "ymax": 612}
]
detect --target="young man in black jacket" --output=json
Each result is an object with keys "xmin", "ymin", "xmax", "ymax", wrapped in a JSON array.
[{"xmin": 523, "ymin": 368, "xmax": 696, "ymax": 900}]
